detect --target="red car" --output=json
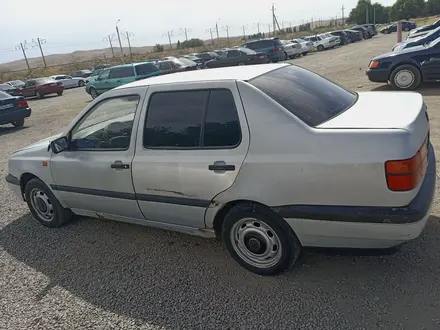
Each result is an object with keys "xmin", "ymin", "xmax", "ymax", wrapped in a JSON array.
[{"xmin": 21, "ymin": 77, "xmax": 64, "ymax": 99}]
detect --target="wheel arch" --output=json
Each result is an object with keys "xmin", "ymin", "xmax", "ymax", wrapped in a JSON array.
[
  {"xmin": 388, "ymin": 61, "xmax": 423, "ymax": 82},
  {"xmin": 20, "ymin": 172, "xmax": 38, "ymax": 199}
]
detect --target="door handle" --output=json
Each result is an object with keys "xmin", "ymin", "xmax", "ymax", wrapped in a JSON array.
[
  {"xmin": 209, "ymin": 161, "xmax": 235, "ymax": 172},
  {"xmin": 111, "ymin": 161, "xmax": 130, "ymax": 169}
]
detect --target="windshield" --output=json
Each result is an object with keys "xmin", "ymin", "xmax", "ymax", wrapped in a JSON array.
[
  {"xmin": 177, "ymin": 57, "xmax": 196, "ymax": 65},
  {"xmin": 35, "ymin": 78, "xmax": 55, "ymax": 84},
  {"xmin": 8, "ymin": 80, "xmax": 23, "ymax": 86},
  {"xmin": 249, "ymin": 64, "xmax": 357, "ymax": 127},
  {"xmin": 239, "ymin": 48, "xmax": 256, "ymax": 55}
]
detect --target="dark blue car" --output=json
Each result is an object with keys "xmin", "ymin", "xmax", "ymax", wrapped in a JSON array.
[
  {"xmin": 380, "ymin": 21, "xmax": 416, "ymax": 34},
  {"xmin": 393, "ymin": 26, "xmax": 440, "ymax": 51},
  {"xmin": 0, "ymin": 91, "xmax": 31, "ymax": 127},
  {"xmin": 367, "ymin": 37, "xmax": 440, "ymax": 90},
  {"xmin": 241, "ymin": 38, "xmax": 284, "ymax": 62}
]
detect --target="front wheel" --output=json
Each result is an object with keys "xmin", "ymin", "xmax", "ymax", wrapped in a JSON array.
[
  {"xmin": 237, "ymin": 62, "xmax": 245, "ymax": 66},
  {"xmin": 222, "ymin": 203, "xmax": 301, "ymax": 276},
  {"xmin": 90, "ymin": 88, "xmax": 98, "ymax": 99},
  {"xmin": 390, "ymin": 64, "xmax": 421, "ymax": 90},
  {"xmin": 78, "ymin": 80, "xmax": 85, "ymax": 87},
  {"xmin": 317, "ymin": 45, "xmax": 324, "ymax": 51},
  {"xmin": 57, "ymin": 91, "xmax": 63, "ymax": 96},
  {"xmin": 24, "ymin": 178, "xmax": 73, "ymax": 228}
]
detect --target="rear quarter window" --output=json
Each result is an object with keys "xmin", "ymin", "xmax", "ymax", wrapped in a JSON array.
[
  {"xmin": 248, "ymin": 64, "xmax": 357, "ymax": 127},
  {"xmin": 135, "ymin": 63, "xmax": 160, "ymax": 75}
]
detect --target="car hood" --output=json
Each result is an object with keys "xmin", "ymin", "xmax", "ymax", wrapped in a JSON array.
[
  {"xmin": 14, "ymin": 133, "xmax": 62, "ymax": 154},
  {"xmin": 373, "ymin": 44, "xmax": 426, "ymax": 60}
]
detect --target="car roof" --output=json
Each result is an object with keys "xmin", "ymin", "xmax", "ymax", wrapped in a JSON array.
[{"xmin": 117, "ymin": 63, "xmax": 289, "ymax": 90}]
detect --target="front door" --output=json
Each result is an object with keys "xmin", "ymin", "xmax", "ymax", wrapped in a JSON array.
[
  {"xmin": 132, "ymin": 82, "xmax": 250, "ymax": 229},
  {"xmin": 93, "ymin": 69, "xmax": 111, "ymax": 94},
  {"xmin": 50, "ymin": 93, "xmax": 145, "ymax": 221},
  {"xmin": 21, "ymin": 80, "xmax": 37, "ymax": 97}
]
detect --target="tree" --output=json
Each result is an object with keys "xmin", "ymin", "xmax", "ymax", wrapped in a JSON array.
[
  {"xmin": 176, "ymin": 40, "xmax": 181, "ymax": 49},
  {"xmin": 426, "ymin": 0, "xmax": 440, "ymax": 15},
  {"xmin": 347, "ymin": 0, "xmax": 390, "ymax": 24},
  {"xmin": 389, "ymin": 0, "xmax": 425, "ymax": 21},
  {"xmin": 153, "ymin": 44, "xmax": 164, "ymax": 53},
  {"xmin": 180, "ymin": 38, "xmax": 204, "ymax": 49}
]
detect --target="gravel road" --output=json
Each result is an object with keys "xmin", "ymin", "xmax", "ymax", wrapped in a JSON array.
[{"xmin": 1, "ymin": 33, "xmax": 440, "ymax": 330}]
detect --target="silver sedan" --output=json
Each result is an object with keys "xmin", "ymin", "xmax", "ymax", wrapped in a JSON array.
[{"xmin": 50, "ymin": 75, "xmax": 86, "ymax": 89}]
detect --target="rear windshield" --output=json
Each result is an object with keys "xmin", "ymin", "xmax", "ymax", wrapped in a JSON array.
[{"xmin": 248, "ymin": 64, "xmax": 357, "ymax": 127}]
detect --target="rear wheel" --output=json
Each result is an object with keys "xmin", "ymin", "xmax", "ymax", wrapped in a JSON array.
[
  {"xmin": 237, "ymin": 62, "xmax": 245, "ymax": 66},
  {"xmin": 12, "ymin": 118, "xmax": 24, "ymax": 127},
  {"xmin": 282, "ymin": 52, "xmax": 288, "ymax": 60},
  {"xmin": 317, "ymin": 45, "xmax": 324, "ymax": 51},
  {"xmin": 78, "ymin": 80, "xmax": 85, "ymax": 87},
  {"xmin": 222, "ymin": 203, "xmax": 302, "ymax": 276},
  {"xmin": 390, "ymin": 64, "xmax": 421, "ymax": 90},
  {"xmin": 57, "ymin": 91, "xmax": 63, "ymax": 96},
  {"xmin": 24, "ymin": 178, "xmax": 73, "ymax": 228}
]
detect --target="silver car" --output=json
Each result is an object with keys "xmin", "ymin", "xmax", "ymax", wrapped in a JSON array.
[
  {"xmin": 6, "ymin": 63, "xmax": 435, "ymax": 276},
  {"xmin": 51, "ymin": 75, "xmax": 86, "ymax": 89}
]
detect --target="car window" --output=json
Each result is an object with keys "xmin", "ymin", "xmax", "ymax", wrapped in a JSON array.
[
  {"xmin": 249, "ymin": 64, "xmax": 357, "ymax": 127},
  {"xmin": 109, "ymin": 66, "xmax": 134, "ymax": 79},
  {"xmin": 203, "ymin": 90, "xmax": 241, "ymax": 147},
  {"xmin": 144, "ymin": 90, "xmax": 209, "ymax": 148},
  {"xmin": 71, "ymin": 95, "xmax": 140, "ymax": 150},
  {"xmin": 98, "ymin": 69, "xmax": 110, "ymax": 80},
  {"xmin": 227, "ymin": 50, "xmax": 240, "ymax": 58},
  {"xmin": 158, "ymin": 62, "xmax": 172, "ymax": 71},
  {"xmin": 135, "ymin": 63, "xmax": 160, "ymax": 75},
  {"xmin": 239, "ymin": 48, "xmax": 256, "ymax": 55}
]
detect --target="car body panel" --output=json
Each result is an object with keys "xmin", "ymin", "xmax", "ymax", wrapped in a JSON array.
[{"xmin": 0, "ymin": 92, "xmax": 31, "ymax": 125}]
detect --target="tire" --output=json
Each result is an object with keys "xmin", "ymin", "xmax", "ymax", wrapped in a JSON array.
[
  {"xmin": 90, "ymin": 88, "xmax": 98, "ymax": 99},
  {"xmin": 57, "ymin": 91, "xmax": 63, "ymax": 96},
  {"xmin": 317, "ymin": 45, "xmax": 324, "ymax": 51},
  {"xmin": 389, "ymin": 64, "xmax": 421, "ymax": 90},
  {"xmin": 24, "ymin": 178, "xmax": 73, "ymax": 228},
  {"xmin": 302, "ymin": 52, "xmax": 308, "ymax": 56},
  {"xmin": 78, "ymin": 80, "xmax": 85, "ymax": 87},
  {"xmin": 283, "ymin": 52, "xmax": 288, "ymax": 60},
  {"xmin": 221, "ymin": 203, "xmax": 302, "ymax": 276},
  {"xmin": 404, "ymin": 27, "xmax": 410, "ymax": 32},
  {"xmin": 237, "ymin": 62, "xmax": 245, "ymax": 66},
  {"xmin": 12, "ymin": 118, "xmax": 24, "ymax": 127},
  {"xmin": 36, "ymin": 91, "xmax": 44, "ymax": 99}
]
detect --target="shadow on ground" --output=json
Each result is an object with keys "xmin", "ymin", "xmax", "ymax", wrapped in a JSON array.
[
  {"xmin": 0, "ymin": 126, "xmax": 27, "ymax": 137},
  {"xmin": 1, "ymin": 213, "xmax": 440, "ymax": 328},
  {"xmin": 371, "ymin": 83, "xmax": 439, "ymax": 96}
]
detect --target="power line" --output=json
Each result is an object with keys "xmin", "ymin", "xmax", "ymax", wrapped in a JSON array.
[
  {"xmin": 179, "ymin": 28, "xmax": 192, "ymax": 41},
  {"xmin": 205, "ymin": 28, "xmax": 214, "ymax": 45},
  {"xmin": 31, "ymin": 38, "xmax": 47, "ymax": 68},
  {"xmin": 103, "ymin": 34, "xmax": 116, "ymax": 58},
  {"xmin": 123, "ymin": 31, "xmax": 134, "ymax": 60},
  {"xmin": 162, "ymin": 30, "xmax": 174, "ymax": 49},
  {"xmin": 14, "ymin": 41, "xmax": 30, "ymax": 71}
]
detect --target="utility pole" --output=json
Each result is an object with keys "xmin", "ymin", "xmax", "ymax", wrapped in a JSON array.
[
  {"xmin": 116, "ymin": 19, "xmax": 124, "ymax": 63},
  {"xmin": 123, "ymin": 31, "xmax": 134, "ymax": 61},
  {"xmin": 103, "ymin": 34, "xmax": 116, "ymax": 58},
  {"xmin": 216, "ymin": 18, "xmax": 220, "ymax": 44},
  {"xmin": 242, "ymin": 25, "xmax": 247, "ymax": 39},
  {"xmin": 254, "ymin": 22, "xmax": 261, "ymax": 36},
  {"xmin": 15, "ymin": 42, "xmax": 30, "ymax": 71},
  {"xmin": 342, "ymin": 5, "xmax": 345, "ymax": 26},
  {"xmin": 272, "ymin": 4, "xmax": 276, "ymax": 36},
  {"xmin": 268, "ymin": 24, "xmax": 271, "ymax": 37},
  {"xmin": 164, "ymin": 30, "xmax": 174, "ymax": 49},
  {"xmin": 179, "ymin": 28, "xmax": 192, "ymax": 41},
  {"xmin": 206, "ymin": 28, "xmax": 214, "ymax": 45},
  {"xmin": 223, "ymin": 25, "xmax": 231, "ymax": 47},
  {"xmin": 31, "ymin": 38, "xmax": 47, "ymax": 68}
]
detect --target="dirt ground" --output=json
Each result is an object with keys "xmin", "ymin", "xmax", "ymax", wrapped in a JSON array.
[{"xmin": 1, "ymin": 33, "xmax": 440, "ymax": 330}]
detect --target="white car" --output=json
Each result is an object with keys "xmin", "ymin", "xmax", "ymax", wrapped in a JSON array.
[
  {"xmin": 51, "ymin": 75, "xmax": 86, "ymax": 89},
  {"xmin": 6, "ymin": 63, "xmax": 435, "ymax": 276},
  {"xmin": 320, "ymin": 33, "xmax": 341, "ymax": 45},
  {"xmin": 290, "ymin": 38, "xmax": 314, "ymax": 56},
  {"xmin": 280, "ymin": 40, "xmax": 302, "ymax": 59},
  {"xmin": 303, "ymin": 35, "xmax": 337, "ymax": 51}
]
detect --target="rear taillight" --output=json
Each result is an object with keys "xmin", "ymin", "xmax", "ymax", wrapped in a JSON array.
[
  {"xmin": 16, "ymin": 99, "xmax": 28, "ymax": 108},
  {"xmin": 272, "ymin": 47, "xmax": 280, "ymax": 51},
  {"xmin": 385, "ymin": 139, "xmax": 428, "ymax": 191}
]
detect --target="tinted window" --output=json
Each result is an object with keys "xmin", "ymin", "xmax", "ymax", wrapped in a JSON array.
[
  {"xmin": 109, "ymin": 66, "xmax": 134, "ymax": 79},
  {"xmin": 203, "ymin": 90, "xmax": 241, "ymax": 147},
  {"xmin": 249, "ymin": 65, "xmax": 357, "ymax": 127},
  {"xmin": 135, "ymin": 63, "xmax": 160, "ymax": 75},
  {"xmin": 144, "ymin": 91, "xmax": 209, "ymax": 148},
  {"xmin": 227, "ymin": 50, "xmax": 240, "ymax": 58},
  {"xmin": 71, "ymin": 95, "xmax": 140, "ymax": 150},
  {"xmin": 246, "ymin": 40, "xmax": 266, "ymax": 49},
  {"xmin": 158, "ymin": 62, "xmax": 172, "ymax": 71},
  {"xmin": 239, "ymin": 48, "xmax": 256, "ymax": 55},
  {"xmin": 98, "ymin": 69, "xmax": 110, "ymax": 80}
]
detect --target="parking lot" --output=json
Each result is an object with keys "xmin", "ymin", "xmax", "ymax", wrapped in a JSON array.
[{"xmin": 1, "ymin": 33, "xmax": 440, "ymax": 329}]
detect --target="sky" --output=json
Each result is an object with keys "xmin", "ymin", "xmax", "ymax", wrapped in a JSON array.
[{"xmin": 0, "ymin": 0, "xmax": 397, "ymax": 64}]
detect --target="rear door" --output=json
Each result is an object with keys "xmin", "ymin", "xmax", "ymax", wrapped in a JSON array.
[
  {"xmin": 21, "ymin": 80, "xmax": 37, "ymax": 97},
  {"xmin": 420, "ymin": 44, "xmax": 440, "ymax": 80},
  {"xmin": 109, "ymin": 66, "xmax": 136, "ymax": 86},
  {"xmin": 132, "ymin": 82, "xmax": 250, "ymax": 229}
]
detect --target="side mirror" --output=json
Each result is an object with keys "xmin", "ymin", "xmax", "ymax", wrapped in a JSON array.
[{"xmin": 50, "ymin": 136, "xmax": 69, "ymax": 154}]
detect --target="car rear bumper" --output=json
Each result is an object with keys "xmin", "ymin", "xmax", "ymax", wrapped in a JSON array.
[
  {"xmin": 275, "ymin": 143, "xmax": 436, "ymax": 248},
  {"xmin": 366, "ymin": 68, "xmax": 389, "ymax": 82},
  {"xmin": 0, "ymin": 108, "xmax": 31, "ymax": 125}
]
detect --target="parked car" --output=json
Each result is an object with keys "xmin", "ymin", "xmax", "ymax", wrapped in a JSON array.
[
  {"xmin": 344, "ymin": 29, "xmax": 363, "ymax": 42},
  {"xmin": 21, "ymin": 77, "xmax": 64, "ymax": 99},
  {"xmin": 177, "ymin": 57, "xmax": 203, "ymax": 70},
  {"xmin": 50, "ymin": 75, "xmax": 86, "ymax": 88},
  {"xmin": 241, "ymin": 38, "xmax": 285, "ymax": 62},
  {"xmin": 0, "ymin": 91, "xmax": 31, "ymax": 127},
  {"xmin": 330, "ymin": 30, "xmax": 350, "ymax": 45},
  {"xmin": 6, "ymin": 63, "xmax": 435, "ymax": 276},
  {"xmin": 290, "ymin": 38, "xmax": 314, "ymax": 56},
  {"xmin": 303, "ymin": 35, "xmax": 336, "ymax": 51},
  {"xmin": 361, "ymin": 24, "xmax": 378, "ymax": 35},
  {"xmin": 351, "ymin": 26, "xmax": 371, "ymax": 39},
  {"xmin": 156, "ymin": 58, "xmax": 199, "ymax": 74},
  {"xmin": 182, "ymin": 54, "xmax": 204, "ymax": 65},
  {"xmin": 280, "ymin": 40, "xmax": 302, "ymax": 59},
  {"xmin": 71, "ymin": 70, "xmax": 93, "ymax": 78},
  {"xmin": 367, "ymin": 36, "xmax": 440, "ymax": 90},
  {"xmin": 393, "ymin": 26, "xmax": 440, "ymax": 51},
  {"xmin": 85, "ymin": 69, "xmax": 106, "ymax": 84},
  {"xmin": 320, "ymin": 33, "xmax": 341, "ymax": 45},
  {"xmin": 406, "ymin": 30, "xmax": 431, "ymax": 41},
  {"xmin": 213, "ymin": 50, "xmax": 228, "ymax": 58},
  {"xmin": 6, "ymin": 80, "xmax": 25, "ymax": 89},
  {"xmin": 381, "ymin": 21, "xmax": 417, "ymax": 34},
  {"xmin": 0, "ymin": 83, "xmax": 23, "ymax": 96},
  {"xmin": 408, "ymin": 18, "xmax": 440, "ymax": 36},
  {"xmin": 190, "ymin": 52, "xmax": 218, "ymax": 64},
  {"xmin": 85, "ymin": 62, "xmax": 161, "ymax": 99},
  {"xmin": 205, "ymin": 48, "xmax": 268, "ymax": 68}
]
